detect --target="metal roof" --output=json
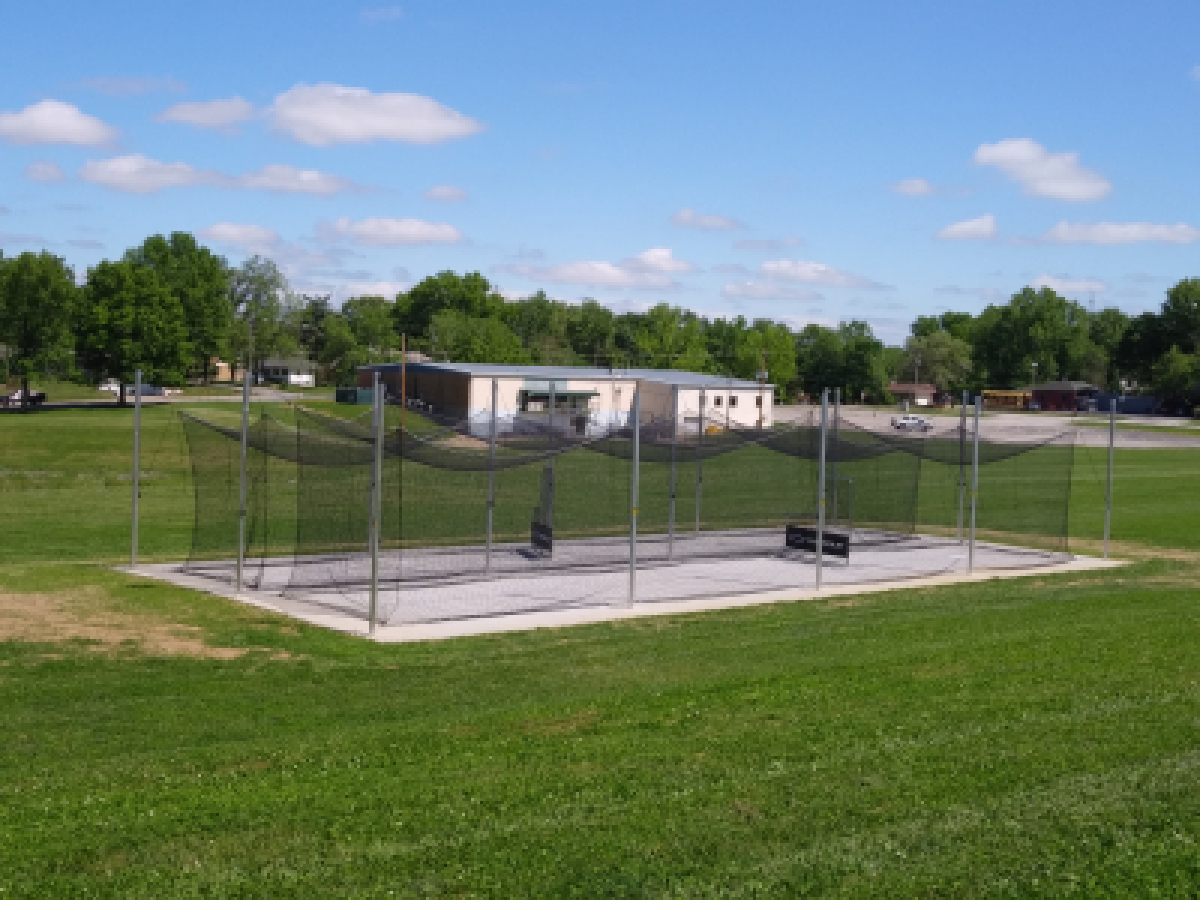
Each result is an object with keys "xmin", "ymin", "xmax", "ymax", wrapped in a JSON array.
[{"xmin": 359, "ymin": 361, "xmax": 772, "ymax": 389}]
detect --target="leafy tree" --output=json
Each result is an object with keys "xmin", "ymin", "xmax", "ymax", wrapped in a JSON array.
[
  {"xmin": 228, "ymin": 256, "xmax": 290, "ymax": 375},
  {"xmin": 503, "ymin": 291, "xmax": 580, "ymax": 364},
  {"xmin": 794, "ymin": 324, "xmax": 843, "ymax": 399},
  {"xmin": 318, "ymin": 314, "xmax": 367, "ymax": 386},
  {"xmin": 838, "ymin": 321, "xmax": 889, "ymax": 402},
  {"xmin": 76, "ymin": 260, "xmax": 189, "ymax": 404},
  {"xmin": 0, "ymin": 251, "xmax": 77, "ymax": 408},
  {"xmin": 1151, "ymin": 346, "xmax": 1199, "ymax": 409},
  {"xmin": 624, "ymin": 304, "xmax": 709, "ymax": 371},
  {"xmin": 123, "ymin": 233, "xmax": 229, "ymax": 383},
  {"xmin": 343, "ymin": 294, "xmax": 398, "ymax": 353},
  {"xmin": 902, "ymin": 330, "xmax": 972, "ymax": 393},
  {"xmin": 567, "ymin": 299, "xmax": 620, "ymax": 366},
  {"xmin": 1088, "ymin": 307, "xmax": 1129, "ymax": 389},
  {"xmin": 398, "ymin": 272, "xmax": 506, "ymax": 344},
  {"xmin": 972, "ymin": 287, "xmax": 1094, "ymax": 388},
  {"xmin": 429, "ymin": 310, "xmax": 531, "ymax": 364},
  {"xmin": 1160, "ymin": 277, "xmax": 1200, "ymax": 354},
  {"xmin": 293, "ymin": 295, "xmax": 333, "ymax": 360},
  {"xmin": 1114, "ymin": 311, "xmax": 1167, "ymax": 389}
]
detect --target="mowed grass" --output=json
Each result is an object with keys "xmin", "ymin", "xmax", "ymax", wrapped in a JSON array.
[{"xmin": 2, "ymin": 405, "xmax": 1199, "ymax": 896}]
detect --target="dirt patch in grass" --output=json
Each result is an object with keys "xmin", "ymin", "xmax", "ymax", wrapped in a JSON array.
[{"xmin": 0, "ymin": 587, "xmax": 292, "ymax": 659}]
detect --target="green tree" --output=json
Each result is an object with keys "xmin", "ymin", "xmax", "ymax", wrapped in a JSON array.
[
  {"xmin": 1151, "ymin": 346, "xmax": 1200, "ymax": 409},
  {"xmin": 503, "ymin": 291, "xmax": 581, "ymax": 364},
  {"xmin": 343, "ymin": 294, "xmax": 398, "ymax": 353},
  {"xmin": 567, "ymin": 299, "xmax": 621, "ymax": 366},
  {"xmin": 317, "ymin": 314, "xmax": 367, "ymax": 386},
  {"xmin": 398, "ymin": 272, "xmax": 506, "ymax": 345},
  {"xmin": 1160, "ymin": 278, "xmax": 1200, "ymax": 354},
  {"xmin": 902, "ymin": 330, "xmax": 972, "ymax": 393},
  {"xmin": 293, "ymin": 295, "xmax": 332, "ymax": 361},
  {"xmin": 0, "ymin": 251, "xmax": 77, "ymax": 408},
  {"xmin": 794, "ymin": 324, "xmax": 843, "ymax": 400},
  {"xmin": 228, "ymin": 257, "xmax": 290, "ymax": 376},
  {"xmin": 1088, "ymin": 307, "xmax": 1129, "ymax": 389},
  {"xmin": 429, "ymin": 310, "xmax": 531, "ymax": 364},
  {"xmin": 76, "ymin": 260, "xmax": 189, "ymax": 404},
  {"xmin": 972, "ymin": 287, "xmax": 1094, "ymax": 388},
  {"xmin": 838, "ymin": 321, "xmax": 889, "ymax": 403},
  {"xmin": 123, "ymin": 233, "xmax": 230, "ymax": 383}
]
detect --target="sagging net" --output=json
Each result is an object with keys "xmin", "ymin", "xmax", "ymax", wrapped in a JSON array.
[{"xmin": 179, "ymin": 397, "xmax": 1072, "ymax": 624}]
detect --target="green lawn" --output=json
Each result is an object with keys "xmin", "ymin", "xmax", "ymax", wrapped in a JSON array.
[{"xmin": 2, "ymin": 404, "xmax": 1198, "ymax": 896}]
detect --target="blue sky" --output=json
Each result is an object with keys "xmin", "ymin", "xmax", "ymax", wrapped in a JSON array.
[{"xmin": 2, "ymin": 0, "xmax": 1198, "ymax": 344}]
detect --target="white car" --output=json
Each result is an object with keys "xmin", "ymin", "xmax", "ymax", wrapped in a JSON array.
[{"xmin": 891, "ymin": 413, "xmax": 933, "ymax": 432}]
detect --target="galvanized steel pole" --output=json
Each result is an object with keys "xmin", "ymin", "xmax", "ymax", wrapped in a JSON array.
[
  {"xmin": 628, "ymin": 386, "xmax": 641, "ymax": 606},
  {"xmin": 486, "ymin": 377, "xmax": 497, "ymax": 574},
  {"xmin": 1104, "ymin": 398, "xmax": 1115, "ymax": 559},
  {"xmin": 968, "ymin": 397, "xmax": 981, "ymax": 574},
  {"xmin": 368, "ymin": 371, "xmax": 383, "ymax": 634},
  {"xmin": 957, "ymin": 390, "xmax": 967, "ymax": 543},
  {"xmin": 131, "ymin": 370, "xmax": 142, "ymax": 567},
  {"xmin": 668, "ymin": 384, "xmax": 678, "ymax": 560},
  {"xmin": 816, "ymin": 388, "xmax": 828, "ymax": 590},
  {"xmin": 695, "ymin": 388, "xmax": 705, "ymax": 537},
  {"xmin": 832, "ymin": 387, "xmax": 840, "ymax": 528},
  {"xmin": 236, "ymin": 368, "xmax": 250, "ymax": 594}
]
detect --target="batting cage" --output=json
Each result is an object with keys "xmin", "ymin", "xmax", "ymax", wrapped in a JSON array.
[{"xmin": 175, "ymin": 383, "xmax": 1073, "ymax": 627}]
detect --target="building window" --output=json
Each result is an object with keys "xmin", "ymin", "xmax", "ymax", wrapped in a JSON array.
[
  {"xmin": 729, "ymin": 396, "xmax": 738, "ymax": 407},
  {"xmin": 714, "ymin": 396, "xmax": 722, "ymax": 406}
]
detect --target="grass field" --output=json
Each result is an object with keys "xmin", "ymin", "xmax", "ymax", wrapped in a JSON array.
[{"xmin": 2, "ymin": 404, "xmax": 1199, "ymax": 896}]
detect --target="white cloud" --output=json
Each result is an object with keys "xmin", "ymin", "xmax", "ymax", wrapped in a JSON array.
[
  {"xmin": 78, "ymin": 77, "xmax": 185, "ymax": 96},
  {"xmin": 360, "ymin": 5, "xmax": 403, "ymax": 22},
  {"xmin": 239, "ymin": 164, "xmax": 356, "ymax": 195},
  {"xmin": 198, "ymin": 222, "xmax": 280, "ymax": 249},
  {"xmin": 722, "ymin": 281, "xmax": 824, "ymax": 302},
  {"xmin": 937, "ymin": 213, "xmax": 997, "ymax": 240},
  {"xmin": 733, "ymin": 236, "xmax": 802, "ymax": 250},
  {"xmin": 25, "ymin": 160, "xmax": 65, "ymax": 182},
  {"xmin": 974, "ymin": 138, "xmax": 1110, "ymax": 201},
  {"xmin": 759, "ymin": 259, "xmax": 887, "ymax": 289},
  {"xmin": 671, "ymin": 207, "xmax": 741, "ymax": 230},
  {"xmin": 500, "ymin": 261, "xmax": 675, "ymax": 290},
  {"xmin": 157, "ymin": 97, "xmax": 255, "ymax": 129},
  {"xmin": 327, "ymin": 216, "xmax": 464, "ymax": 246},
  {"xmin": 1031, "ymin": 274, "xmax": 1107, "ymax": 295},
  {"xmin": 0, "ymin": 100, "xmax": 117, "ymax": 146},
  {"xmin": 424, "ymin": 184, "xmax": 468, "ymax": 202},
  {"xmin": 78, "ymin": 155, "xmax": 359, "ymax": 195},
  {"xmin": 892, "ymin": 178, "xmax": 934, "ymax": 196},
  {"xmin": 1192, "ymin": 64, "xmax": 1200, "ymax": 81},
  {"xmin": 80, "ymin": 154, "xmax": 227, "ymax": 193},
  {"xmin": 1041, "ymin": 220, "xmax": 1200, "ymax": 244},
  {"xmin": 270, "ymin": 83, "xmax": 483, "ymax": 146},
  {"xmin": 619, "ymin": 248, "xmax": 695, "ymax": 274}
]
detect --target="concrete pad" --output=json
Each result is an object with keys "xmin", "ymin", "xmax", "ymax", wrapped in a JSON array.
[{"xmin": 128, "ymin": 539, "xmax": 1127, "ymax": 644}]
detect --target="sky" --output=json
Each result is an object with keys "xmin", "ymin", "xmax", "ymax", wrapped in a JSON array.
[{"xmin": 2, "ymin": 0, "xmax": 1199, "ymax": 345}]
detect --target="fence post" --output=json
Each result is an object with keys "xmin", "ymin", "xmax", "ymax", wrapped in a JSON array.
[
  {"xmin": 957, "ymin": 390, "xmax": 967, "ymax": 543},
  {"xmin": 968, "ymin": 397, "xmax": 981, "ymax": 574},
  {"xmin": 628, "ymin": 386, "xmax": 641, "ymax": 606},
  {"xmin": 487, "ymin": 377, "xmax": 497, "ymax": 574},
  {"xmin": 668, "ymin": 384, "xmax": 678, "ymax": 561},
  {"xmin": 817, "ymin": 388, "xmax": 828, "ymax": 589},
  {"xmin": 368, "ymin": 371, "xmax": 383, "ymax": 634},
  {"xmin": 695, "ymin": 388, "xmax": 705, "ymax": 537},
  {"xmin": 1104, "ymin": 398, "xmax": 1115, "ymax": 559},
  {"xmin": 236, "ymin": 368, "xmax": 250, "ymax": 594},
  {"xmin": 131, "ymin": 369, "xmax": 142, "ymax": 567}
]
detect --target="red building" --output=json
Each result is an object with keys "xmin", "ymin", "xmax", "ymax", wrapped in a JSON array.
[{"xmin": 1030, "ymin": 380, "xmax": 1098, "ymax": 412}]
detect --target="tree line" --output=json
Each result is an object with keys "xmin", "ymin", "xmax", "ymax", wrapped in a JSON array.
[{"xmin": 2, "ymin": 232, "xmax": 1198, "ymax": 409}]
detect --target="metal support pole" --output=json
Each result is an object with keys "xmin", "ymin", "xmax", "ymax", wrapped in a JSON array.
[
  {"xmin": 486, "ymin": 377, "xmax": 497, "ymax": 574},
  {"xmin": 957, "ymin": 390, "xmax": 967, "ymax": 543},
  {"xmin": 968, "ymin": 397, "xmax": 981, "ymax": 574},
  {"xmin": 628, "ymin": 386, "xmax": 641, "ymax": 606},
  {"xmin": 368, "ymin": 372, "xmax": 384, "ymax": 634},
  {"xmin": 131, "ymin": 369, "xmax": 142, "ymax": 567},
  {"xmin": 1104, "ymin": 398, "xmax": 1115, "ymax": 559},
  {"xmin": 548, "ymin": 378, "xmax": 556, "ymax": 491},
  {"xmin": 235, "ymin": 368, "xmax": 250, "ymax": 594},
  {"xmin": 832, "ymin": 387, "xmax": 840, "ymax": 528},
  {"xmin": 668, "ymin": 384, "xmax": 678, "ymax": 560},
  {"xmin": 817, "ymin": 388, "xmax": 828, "ymax": 590},
  {"xmin": 695, "ymin": 388, "xmax": 705, "ymax": 536}
]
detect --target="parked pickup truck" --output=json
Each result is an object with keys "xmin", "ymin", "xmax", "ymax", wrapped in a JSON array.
[{"xmin": 891, "ymin": 413, "xmax": 933, "ymax": 432}]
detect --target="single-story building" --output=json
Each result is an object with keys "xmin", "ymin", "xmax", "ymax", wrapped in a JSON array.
[
  {"xmin": 258, "ymin": 358, "xmax": 316, "ymax": 388},
  {"xmin": 357, "ymin": 362, "xmax": 775, "ymax": 437},
  {"xmin": 887, "ymin": 382, "xmax": 937, "ymax": 406},
  {"xmin": 1031, "ymin": 380, "xmax": 1098, "ymax": 412}
]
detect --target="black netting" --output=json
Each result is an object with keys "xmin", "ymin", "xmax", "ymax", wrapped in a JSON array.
[{"xmin": 177, "ymin": 393, "xmax": 1074, "ymax": 624}]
